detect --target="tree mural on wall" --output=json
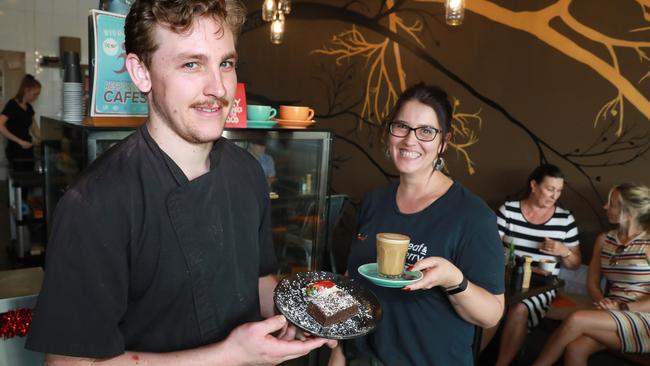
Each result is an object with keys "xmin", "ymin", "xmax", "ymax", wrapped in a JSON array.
[
  {"xmin": 312, "ymin": 21, "xmax": 484, "ymax": 175},
  {"xmin": 242, "ymin": 0, "xmax": 649, "ymax": 227},
  {"xmin": 308, "ymin": 0, "xmax": 484, "ymax": 176},
  {"xmin": 430, "ymin": 0, "xmax": 650, "ymax": 135},
  {"xmin": 272, "ymin": 0, "xmax": 649, "ymax": 226}
]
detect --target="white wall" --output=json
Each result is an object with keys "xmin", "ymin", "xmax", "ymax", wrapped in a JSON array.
[{"xmin": 0, "ymin": 0, "xmax": 98, "ymax": 123}]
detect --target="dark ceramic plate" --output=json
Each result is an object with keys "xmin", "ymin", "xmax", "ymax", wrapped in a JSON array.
[{"xmin": 274, "ymin": 271, "xmax": 382, "ymax": 340}]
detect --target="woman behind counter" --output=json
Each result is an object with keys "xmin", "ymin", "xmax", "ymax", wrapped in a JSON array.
[
  {"xmin": 533, "ymin": 183, "xmax": 650, "ymax": 365},
  {"xmin": 329, "ymin": 83, "xmax": 505, "ymax": 365},
  {"xmin": 0, "ymin": 74, "xmax": 41, "ymax": 172},
  {"xmin": 483, "ymin": 163, "xmax": 582, "ymax": 366}
]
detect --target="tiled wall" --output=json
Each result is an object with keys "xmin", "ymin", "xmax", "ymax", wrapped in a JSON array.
[{"xmin": 0, "ymin": 0, "xmax": 97, "ymax": 123}]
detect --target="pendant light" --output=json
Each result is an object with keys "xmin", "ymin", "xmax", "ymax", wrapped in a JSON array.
[
  {"xmin": 445, "ymin": 0, "xmax": 465, "ymax": 26},
  {"xmin": 261, "ymin": 0, "xmax": 291, "ymax": 44}
]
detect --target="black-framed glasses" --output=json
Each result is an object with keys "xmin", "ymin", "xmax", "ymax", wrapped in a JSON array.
[
  {"xmin": 389, "ymin": 122, "xmax": 440, "ymax": 142},
  {"xmin": 609, "ymin": 245, "xmax": 626, "ymax": 266}
]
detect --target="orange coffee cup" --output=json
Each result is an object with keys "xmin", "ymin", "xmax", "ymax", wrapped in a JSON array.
[{"xmin": 279, "ymin": 105, "xmax": 315, "ymax": 121}]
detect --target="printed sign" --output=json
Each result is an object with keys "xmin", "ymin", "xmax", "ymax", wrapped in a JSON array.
[
  {"xmin": 225, "ymin": 83, "xmax": 247, "ymax": 128},
  {"xmin": 89, "ymin": 10, "xmax": 148, "ymax": 117}
]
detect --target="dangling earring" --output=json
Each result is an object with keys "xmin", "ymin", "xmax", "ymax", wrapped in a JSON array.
[
  {"xmin": 384, "ymin": 147, "xmax": 391, "ymax": 160},
  {"xmin": 433, "ymin": 156, "xmax": 446, "ymax": 171}
]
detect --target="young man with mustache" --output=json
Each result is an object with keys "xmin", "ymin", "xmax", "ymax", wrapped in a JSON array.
[{"xmin": 26, "ymin": 1, "xmax": 331, "ymax": 364}]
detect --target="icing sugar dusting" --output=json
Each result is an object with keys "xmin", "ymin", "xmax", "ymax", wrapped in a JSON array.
[{"xmin": 308, "ymin": 287, "xmax": 358, "ymax": 317}]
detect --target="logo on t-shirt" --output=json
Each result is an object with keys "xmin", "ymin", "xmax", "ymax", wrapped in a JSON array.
[{"xmin": 407, "ymin": 242, "xmax": 428, "ymax": 264}]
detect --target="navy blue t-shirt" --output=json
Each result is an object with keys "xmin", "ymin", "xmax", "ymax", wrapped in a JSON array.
[{"xmin": 347, "ymin": 181, "xmax": 505, "ymax": 366}]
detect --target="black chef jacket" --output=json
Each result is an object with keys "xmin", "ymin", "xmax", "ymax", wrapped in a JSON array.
[{"xmin": 26, "ymin": 125, "xmax": 277, "ymax": 358}]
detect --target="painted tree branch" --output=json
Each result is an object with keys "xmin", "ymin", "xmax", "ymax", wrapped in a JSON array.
[
  {"xmin": 417, "ymin": 0, "xmax": 650, "ymax": 132},
  {"xmin": 243, "ymin": 3, "xmax": 648, "ymax": 226},
  {"xmin": 312, "ymin": 10, "xmax": 482, "ymax": 174}
]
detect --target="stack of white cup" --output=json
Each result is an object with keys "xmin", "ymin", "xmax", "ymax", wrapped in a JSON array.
[
  {"xmin": 62, "ymin": 82, "xmax": 83, "ymax": 122},
  {"xmin": 62, "ymin": 52, "xmax": 84, "ymax": 123}
]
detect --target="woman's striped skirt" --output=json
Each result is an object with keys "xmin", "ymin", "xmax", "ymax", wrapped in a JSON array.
[{"xmin": 608, "ymin": 310, "xmax": 650, "ymax": 353}]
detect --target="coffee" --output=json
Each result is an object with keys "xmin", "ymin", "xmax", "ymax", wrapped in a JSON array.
[{"xmin": 376, "ymin": 233, "xmax": 410, "ymax": 278}]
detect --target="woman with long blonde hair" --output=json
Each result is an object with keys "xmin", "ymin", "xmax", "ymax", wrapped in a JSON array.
[{"xmin": 533, "ymin": 182, "xmax": 650, "ymax": 365}]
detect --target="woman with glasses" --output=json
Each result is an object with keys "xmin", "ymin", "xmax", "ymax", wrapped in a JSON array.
[
  {"xmin": 329, "ymin": 83, "xmax": 505, "ymax": 365},
  {"xmin": 484, "ymin": 164, "xmax": 582, "ymax": 365},
  {"xmin": 532, "ymin": 183, "xmax": 650, "ymax": 365}
]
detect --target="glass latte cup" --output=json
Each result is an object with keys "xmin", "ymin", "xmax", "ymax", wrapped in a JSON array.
[{"xmin": 376, "ymin": 233, "xmax": 411, "ymax": 278}]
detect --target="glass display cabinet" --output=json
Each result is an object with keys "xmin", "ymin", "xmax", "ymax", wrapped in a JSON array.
[
  {"xmin": 40, "ymin": 117, "xmax": 135, "ymax": 238},
  {"xmin": 40, "ymin": 117, "xmax": 334, "ymax": 275},
  {"xmin": 226, "ymin": 129, "xmax": 333, "ymax": 275}
]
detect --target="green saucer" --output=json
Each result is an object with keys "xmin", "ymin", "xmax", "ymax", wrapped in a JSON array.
[
  {"xmin": 248, "ymin": 120, "xmax": 277, "ymax": 128},
  {"xmin": 357, "ymin": 263, "xmax": 423, "ymax": 288}
]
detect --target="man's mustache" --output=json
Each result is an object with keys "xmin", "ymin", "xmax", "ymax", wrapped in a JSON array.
[{"xmin": 190, "ymin": 97, "xmax": 229, "ymax": 109}]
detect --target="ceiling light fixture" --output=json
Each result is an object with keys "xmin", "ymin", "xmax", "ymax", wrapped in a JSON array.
[
  {"xmin": 262, "ymin": 0, "xmax": 290, "ymax": 44},
  {"xmin": 445, "ymin": 0, "xmax": 465, "ymax": 26}
]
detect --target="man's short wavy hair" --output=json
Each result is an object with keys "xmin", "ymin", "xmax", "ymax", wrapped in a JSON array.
[{"xmin": 125, "ymin": 0, "xmax": 247, "ymax": 68}]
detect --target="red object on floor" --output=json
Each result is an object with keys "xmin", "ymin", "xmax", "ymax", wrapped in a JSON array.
[{"xmin": 551, "ymin": 294, "xmax": 577, "ymax": 308}]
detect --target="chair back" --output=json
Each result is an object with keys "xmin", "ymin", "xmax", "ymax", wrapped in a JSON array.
[
  {"xmin": 472, "ymin": 325, "xmax": 482, "ymax": 365},
  {"xmin": 324, "ymin": 194, "xmax": 348, "ymax": 273}
]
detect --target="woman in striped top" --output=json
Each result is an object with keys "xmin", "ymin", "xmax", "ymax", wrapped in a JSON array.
[
  {"xmin": 483, "ymin": 164, "xmax": 583, "ymax": 366},
  {"xmin": 534, "ymin": 183, "xmax": 650, "ymax": 365}
]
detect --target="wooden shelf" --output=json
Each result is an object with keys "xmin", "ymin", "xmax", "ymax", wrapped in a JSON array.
[
  {"xmin": 0, "ymin": 267, "xmax": 43, "ymax": 300},
  {"xmin": 83, "ymin": 116, "xmax": 146, "ymax": 127}
]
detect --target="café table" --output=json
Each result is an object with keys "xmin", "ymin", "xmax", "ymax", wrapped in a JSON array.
[
  {"xmin": 507, "ymin": 275, "xmax": 565, "ymax": 305},
  {"xmin": 472, "ymin": 274, "xmax": 565, "ymax": 365}
]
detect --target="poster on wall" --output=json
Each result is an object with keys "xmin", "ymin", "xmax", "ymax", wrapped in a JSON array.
[
  {"xmin": 89, "ymin": 9, "xmax": 147, "ymax": 117},
  {"xmin": 225, "ymin": 83, "xmax": 247, "ymax": 128}
]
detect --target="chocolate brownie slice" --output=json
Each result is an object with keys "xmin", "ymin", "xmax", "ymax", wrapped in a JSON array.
[{"xmin": 306, "ymin": 288, "xmax": 359, "ymax": 327}]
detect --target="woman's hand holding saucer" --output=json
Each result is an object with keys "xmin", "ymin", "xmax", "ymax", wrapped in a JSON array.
[{"xmin": 402, "ymin": 257, "xmax": 463, "ymax": 291}]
